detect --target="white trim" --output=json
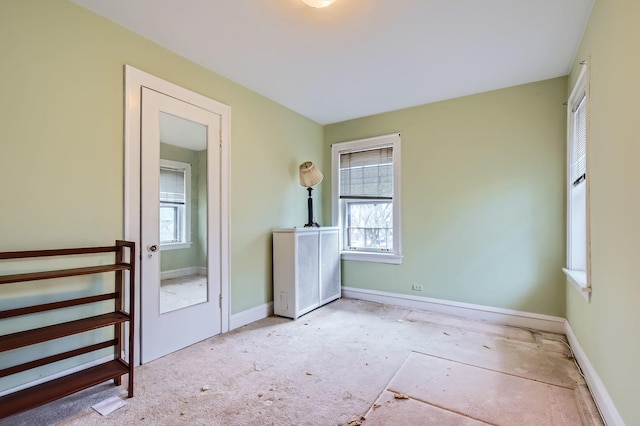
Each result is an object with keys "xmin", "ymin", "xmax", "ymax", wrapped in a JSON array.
[
  {"xmin": 124, "ymin": 65, "xmax": 232, "ymax": 366},
  {"xmin": 230, "ymin": 302, "xmax": 274, "ymax": 330},
  {"xmin": 0, "ymin": 355, "xmax": 113, "ymax": 397},
  {"xmin": 562, "ymin": 268, "xmax": 591, "ymax": 302},
  {"xmin": 565, "ymin": 321, "xmax": 624, "ymax": 426},
  {"xmin": 566, "ymin": 63, "xmax": 591, "ymax": 298},
  {"xmin": 342, "ymin": 287, "xmax": 566, "ymax": 333},
  {"xmin": 159, "ymin": 242, "xmax": 192, "ymax": 251},
  {"xmin": 341, "ymin": 251, "xmax": 403, "ymax": 264},
  {"xmin": 220, "ymin": 99, "xmax": 232, "ymax": 334},
  {"xmin": 331, "ymin": 133, "xmax": 402, "ymax": 263}
]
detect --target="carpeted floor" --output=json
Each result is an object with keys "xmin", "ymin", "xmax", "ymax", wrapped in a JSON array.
[{"xmin": 1, "ymin": 298, "xmax": 603, "ymax": 425}]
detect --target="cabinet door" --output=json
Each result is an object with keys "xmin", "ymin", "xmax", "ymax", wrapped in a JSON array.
[
  {"xmin": 296, "ymin": 232, "xmax": 319, "ymax": 313},
  {"xmin": 319, "ymin": 229, "xmax": 340, "ymax": 303}
]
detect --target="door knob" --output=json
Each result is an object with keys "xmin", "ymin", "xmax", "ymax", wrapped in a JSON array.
[{"xmin": 149, "ymin": 244, "xmax": 159, "ymax": 252}]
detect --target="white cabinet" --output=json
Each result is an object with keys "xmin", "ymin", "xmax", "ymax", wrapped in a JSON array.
[{"xmin": 273, "ymin": 227, "xmax": 341, "ymax": 319}]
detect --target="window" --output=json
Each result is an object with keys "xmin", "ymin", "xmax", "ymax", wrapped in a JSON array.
[
  {"xmin": 563, "ymin": 65, "xmax": 590, "ymax": 298},
  {"xmin": 332, "ymin": 133, "xmax": 402, "ymax": 264},
  {"xmin": 160, "ymin": 159, "xmax": 191, "ymax": 250}
]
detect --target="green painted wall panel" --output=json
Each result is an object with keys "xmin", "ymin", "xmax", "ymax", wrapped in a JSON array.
[
  {"xmin": 0, "ymin": 0, "xmax": 323, "ymax": 308},
  {"xmin": 6, "ymin": 3, "xmax": 637, "ymax": 420},
  {"xmin": 565, "ymin": 0, "xmax": 640, "ymax": 423},
  {"xmin": 0, "ymin": 0, "xmax": 322, "ymax": 391},
  {"xmin": 325, "ymin": 78, "xmax": 568, "ymax": 317}
]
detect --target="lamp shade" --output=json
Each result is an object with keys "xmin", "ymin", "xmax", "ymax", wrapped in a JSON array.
[{"xmin": 299, "ymin": 161, "xmax": 323, "ymax": 187}]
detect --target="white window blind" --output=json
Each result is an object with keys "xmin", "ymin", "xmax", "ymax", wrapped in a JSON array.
[
  {"xmin": 160, "ymin": 167, "xmax": 186, "ymax": 204},
  {"xmin": 339, "ymin": 147, "xmax": 393, "ymax": 199},
  {"xmin": 571, "ymin": 93, "xmax": 587, "ymax": 185}
]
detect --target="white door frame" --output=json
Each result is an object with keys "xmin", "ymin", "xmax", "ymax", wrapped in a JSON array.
[{"xmin": 124, "ymin": 65, "xmax": 231, "ymax": 366}]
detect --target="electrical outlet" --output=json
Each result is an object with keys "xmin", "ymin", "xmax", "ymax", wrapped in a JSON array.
[{"xmin": 412, "ymin": 284, "xmax": 423, "ymax": 291}]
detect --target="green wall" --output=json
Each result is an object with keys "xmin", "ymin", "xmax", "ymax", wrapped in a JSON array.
[
  {"xmin": 0, "ymin": 0, "xmax": 323, "ymax": 310},
  {"xmin": 2, "ymin": 1, "xmax": 636, "ymax": 420},
  {"xmin": 0, "ymin": 0, "xmax": 323, "ymax": 390},
  {"xmin": 324, "ymin": 77, "xmax": 568, "ymax": 317},
  {"xmin": 565, "ymin": 0, "xmax": 640, "ymax": 423}
]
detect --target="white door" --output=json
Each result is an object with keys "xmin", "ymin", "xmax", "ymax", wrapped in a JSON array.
[{"xmin": 140, "ymin": 87, "xmax": 222, "ymax": 363}]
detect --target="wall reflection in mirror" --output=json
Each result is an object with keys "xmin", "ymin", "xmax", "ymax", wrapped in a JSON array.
[{"xmin": 158, "ymin": 112, "xmax": 208, "ymax": 314}]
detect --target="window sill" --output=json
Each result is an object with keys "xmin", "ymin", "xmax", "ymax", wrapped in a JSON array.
[
  {"xmin": 341, "ymin": 251, "xmax": 403, "ymax": 265},
  {"xmin": 562, "ymin": 268, "xmax": 591, "ymax": 302},
  {"xmin": 161, "ymin": 242, "xmax": 192, "ymax": 251}
]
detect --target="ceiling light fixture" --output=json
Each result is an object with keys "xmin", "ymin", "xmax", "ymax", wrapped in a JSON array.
[{"xmin": 301, "ymin": 0, "xmax": 337, "ymax": 8}]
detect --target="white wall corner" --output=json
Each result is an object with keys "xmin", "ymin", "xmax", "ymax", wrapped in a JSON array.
[
  {"xmin": 564, "ymin": 321, "xmax": 624, "ymax": 426},
  {"xmin": 230, "ymin": 302, "xmax": 274, "ymax": 331},
  {"xmin": 341, "ymin": 287, "xmax": 566, "ymax": 334}
]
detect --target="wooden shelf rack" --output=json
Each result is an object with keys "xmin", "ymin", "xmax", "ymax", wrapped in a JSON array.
[{"xmin": 0, "ymin": 240, "xmax": 135, "ymax": 420}]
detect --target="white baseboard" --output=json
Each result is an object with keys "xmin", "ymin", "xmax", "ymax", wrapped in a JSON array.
[
  {"xmin": 565, "ymin": 321, "xmax": 624, "ymax": 426},
  {"xmin": 0, "ymin": 355, "xmax": 113, "ymax": 398},
  {"xmin": 161, "ymin": 267, "xmax": 207, "ymax": 280},
  {"xmin": 341, "ymin": 287, "xmax": 566, "ymax": 334},
  {"xmin": 230, "ymin": 302, "xmax": 273, "ymax": 331}
]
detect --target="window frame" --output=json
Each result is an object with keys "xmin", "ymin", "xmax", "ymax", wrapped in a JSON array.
[
  {"xmin": 332, "ymin": 133, "xmax": 402, "ymax": 264},
  {"xmin": 159, "ymin": 159, "xmax": 192, "ymax": 251},
  {"xmin": 563, "ymin": 64, "xmax": 591, "ymax": 300}
]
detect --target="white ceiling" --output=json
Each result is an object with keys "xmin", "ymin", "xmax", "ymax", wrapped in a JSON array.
[{"xmin": 72, "ymin": 0, "xmax": 594, "ymax": 125}]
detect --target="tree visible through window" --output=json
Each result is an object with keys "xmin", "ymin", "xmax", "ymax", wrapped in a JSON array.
[{"xmin": 346, "ymin": 201, "xmax": 392, "ymax": 250}]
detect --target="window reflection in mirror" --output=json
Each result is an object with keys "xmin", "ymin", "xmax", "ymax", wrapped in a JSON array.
[{"xmin": 158, "ymin": 112, "xmax": 208, "ymax": 314}]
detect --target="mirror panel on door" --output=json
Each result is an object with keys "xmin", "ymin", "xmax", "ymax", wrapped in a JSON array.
[{"xmin": 158, "ymin": 112, "xmax": 208, "ymax": 314}]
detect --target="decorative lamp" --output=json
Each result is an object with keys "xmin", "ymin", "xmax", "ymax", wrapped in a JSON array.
[
  {"xmin": 299, "ymin": 161, "xmax": 323, "ymax": 227},
  {"xmin": 301, "ymin": 0, "xmax": 337, "ymax": 8}
]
